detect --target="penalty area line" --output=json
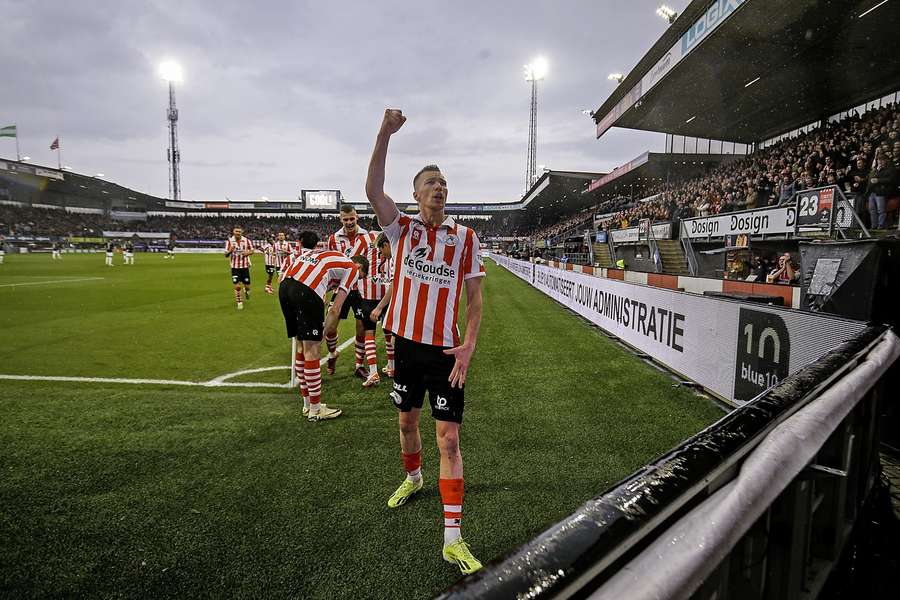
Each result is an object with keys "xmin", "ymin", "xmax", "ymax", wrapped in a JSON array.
[
  {"xmin": 0, "ymin": 373, "xmax": 290, "ymax": 389},
  {"xmin": 208, "ymin": 335, "xmax": 356, "ymax": 384}
]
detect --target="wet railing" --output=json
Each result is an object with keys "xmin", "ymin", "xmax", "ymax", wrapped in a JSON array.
[{"xmin": 437, "ymin": 325, "xmax": 899, "ymax": 599}]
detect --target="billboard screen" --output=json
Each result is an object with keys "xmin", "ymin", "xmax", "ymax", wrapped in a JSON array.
[{"xmin": 302, "ymin": 190, "xmax": 340, "ymax": 210}]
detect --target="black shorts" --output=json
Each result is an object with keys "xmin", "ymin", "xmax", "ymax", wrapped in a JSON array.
[
  {"xmin": 279, "ymin": 278, "xmax": 325, "ymax": 341},
  {"xmin": 338, "ymin": 290, "xmax": 361, "ymax": 320},
  {"xmin": 391, "ymin": 336, "xmax": 464, "ymax": 424},
  {"xmin": 265, "ymin": 265, "xmax": 276, "ymax": 275},
  {"xmin": 353, "ymin": 298, "xmax": 380, "ymax": 330},
  {"xmin": 231, "ymin": 268, "xmax": 251, "ymax": 285}
]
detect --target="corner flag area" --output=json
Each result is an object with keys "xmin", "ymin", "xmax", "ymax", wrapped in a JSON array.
[{"xmin": 0, "ymin": 254, "xmax": 721, "ymax": 597}]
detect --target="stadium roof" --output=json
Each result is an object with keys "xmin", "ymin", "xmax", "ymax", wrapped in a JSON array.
[
  {"xmin": 592, "ymin": 0, "xmax": 900, "ymax": 144},
  {"xmin": 582, "ymin": 151, "xmax": 741, "ymax": 200},
  {"xmin": 520, "ymin": 169, "xmax": 608, "ymax": 214}
]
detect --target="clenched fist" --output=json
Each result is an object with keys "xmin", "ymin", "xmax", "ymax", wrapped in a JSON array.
[{"xmin": 381, "ymin": 109, "xmax": 406, "ymax": 135}]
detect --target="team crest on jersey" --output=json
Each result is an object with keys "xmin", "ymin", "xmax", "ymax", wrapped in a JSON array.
[
  {"xmin": 444, "ymin": 235, "xmax": 458, "ymax": 247},
  {"xmin": 411, "ymin": 227, "xmax": 422, "ymax": 243}
]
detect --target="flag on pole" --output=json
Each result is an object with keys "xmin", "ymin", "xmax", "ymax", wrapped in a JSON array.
[
  {"xmin": 0, "ymin": 125, "xmax": 17, "ymax": 138},
  {"xmin": 50, "ymin": 137, "xmax": 59, "ymax": 150}
]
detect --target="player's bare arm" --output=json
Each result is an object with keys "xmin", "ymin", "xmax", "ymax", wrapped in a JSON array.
[
  {"xmin": 325, "ymin": 289, "xmax": 349, "ymax": 337},
  {"xmin": 444, "ymin": 276, "xmax": 483, "ymax": 388},
  {"xmin": 370, "ymin": 282, "xmax": 392, "ymax": 321},
  {"xmin": 365, "ymin": 109, "xmax": 405, "ymax": 227}
]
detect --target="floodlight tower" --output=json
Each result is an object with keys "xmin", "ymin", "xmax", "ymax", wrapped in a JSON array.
[
  {"xmin": 159, "ymin": 61, "xmax": 183, "ymax": 201},
  {"xmin": 523, "ymin": 56, "xmax": 548, "ymax": 192}
]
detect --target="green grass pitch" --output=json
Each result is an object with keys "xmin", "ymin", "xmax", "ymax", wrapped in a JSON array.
[{"xmin": 0, "ymin": 252, "xmax": 724, "ymax": 598}]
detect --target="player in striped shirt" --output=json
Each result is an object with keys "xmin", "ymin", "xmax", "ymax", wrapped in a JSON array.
[
  {"xmin": 324, "ymin": 205, "xmax": 378, "ymax": 378},
  {"xmin": 224, "ymin": 227, "xmax": 254, "ymax": 310},
  {"xmin": 261, "ymin": 237, "xmax": 279, "ymax": 295},
  {"xmin": 274, "ymin": 232, "xmax": 293, "ymax": 273},
  {"xmin": 368, "ymin": 232, "xmax": 396, "ymax": 378},
  {"xmin": 279, "ymin": 231, "xmax": 360, "ymax": 422},
  {"xmin": 352, "ymin": 235, "xmax": 392, "ymax": 388},
  {"xmin": 366, "ymin": 108, "xmax": 486, "ymax": 574}
]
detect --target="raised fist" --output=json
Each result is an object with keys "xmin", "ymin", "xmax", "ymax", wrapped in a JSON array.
[{"xmin": 381, "ymin": 109, "xmax": 406, "ymax": 135}]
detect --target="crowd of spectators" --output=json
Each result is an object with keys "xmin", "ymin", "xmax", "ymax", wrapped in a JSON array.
[
  {"xmin": 600, "ymin": 103, "xmax": 900, "ymax": 231},
  {"xmin": 0, "ymin": 205, "xmax": 499, "ymax": 242}
]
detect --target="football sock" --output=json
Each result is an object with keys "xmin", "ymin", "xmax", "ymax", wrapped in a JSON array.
[
  {"xmin": 365, "ymin": 333, "xmax": 377, "ymax": 374},
  {"xmin": 403, "ymin": 451, "xmax": 422, "ymax": 482},
  {"xmin": 304, "ymin": 360, "xmax": 322, "ymax": 407},
  {"xmin": 295, "ymin": 349, "xmax": 309, "ymax": 409},
  {"xmin": 439, "ymin": 478, "xmax": 464, "ymax": 546},
  {"xmin": 385, "ymin": 334, "xmax": 395, "ymax": 370},
  {"xmin": 325, "ymin": 333, "xmax": 338, "ymax": 357},
  {"xmin": 234, "ymin": 289, "xmax": 242, "ymax": 304},
  {"xmin": 355, "ymin": 336, "xmax": 365, "ymax": 368}
]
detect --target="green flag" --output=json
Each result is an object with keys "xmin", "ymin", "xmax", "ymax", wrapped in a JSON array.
[{"xmin": 0, "ymin": 125, "xmax": 16, "ymax": 138}]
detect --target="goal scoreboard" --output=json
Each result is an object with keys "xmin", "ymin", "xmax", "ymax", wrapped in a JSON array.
[{"xmin": 301, "ymin": 190, "xmax": 341, "ymax": 211}]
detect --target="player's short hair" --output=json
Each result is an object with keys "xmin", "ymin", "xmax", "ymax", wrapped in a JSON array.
[
  {"xmin": 351, "ymin": 254, "xmax": 369, "ymax": 277},
  {"xmin": 339, "ymin": 204, "xmax": 356, "ymax": 215},
  {"xmin": 413, "ymin": 164, "xmax": 442, "ymax": 189},
  {"xmin": 376, "ymin": 232, "xmax": 389, "ymax": 248},
  {"xmin": 299, "ymin": 231, "xmax": 319, "ymax": 249}
]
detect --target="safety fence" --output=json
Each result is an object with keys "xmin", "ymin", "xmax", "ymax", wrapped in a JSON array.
[{"xmin": 438, "ymin": 324, "xmax": 899, "ymax": 599}]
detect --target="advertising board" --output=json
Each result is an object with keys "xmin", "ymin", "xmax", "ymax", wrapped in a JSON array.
[{"xmin": 492, "ymin": 254, "xmax": 866, "ymax": 404}]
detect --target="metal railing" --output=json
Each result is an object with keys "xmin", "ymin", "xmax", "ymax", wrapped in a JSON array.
[{"xmin": 437, "ymin": 326, "xmax": 899, "ymax": 600}]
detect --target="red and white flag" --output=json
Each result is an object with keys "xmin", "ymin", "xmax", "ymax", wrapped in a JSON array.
[{"xmin": 50, "ymin": 137, "xmax": 59, "ymax": 150}]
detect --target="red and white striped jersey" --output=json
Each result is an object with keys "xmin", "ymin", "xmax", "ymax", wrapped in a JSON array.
[
  {"xmin": 383, "ymin": 214, "xmax": 485, "ymax": 347},
  {"xmin": 357, "ymin": 247, "xmax": 392, "ymax": 301},
  {"xmin": 274, "ymin": 240, "xmax": 293, "ymax": 266},
  {"xmin": 262, "ymin": 242, "xmax": 278, "ymax": 266},
  {"xmin": 225, "ymin": 236, "xmax": 254, "ymax": 269},
  {"xmin": 280, "ymin": 250, "xmax": 360, "ymax": 301},
  {"xmin": 327, "ymin": 226, "xmax": 372, "ymax": 257}
]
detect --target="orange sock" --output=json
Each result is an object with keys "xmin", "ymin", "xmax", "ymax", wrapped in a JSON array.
[{"xmin": 439, "ymin": 478, "xmax": 464, "ymax": 545}]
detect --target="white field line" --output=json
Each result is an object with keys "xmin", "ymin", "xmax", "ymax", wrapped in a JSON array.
[
  {"xmin": 0, "ymin": 336, "xmax": 360, "ymax": 390},
  {"xmin": 0, "ymin": 277, "xmax": 105, "ymax": 288}
]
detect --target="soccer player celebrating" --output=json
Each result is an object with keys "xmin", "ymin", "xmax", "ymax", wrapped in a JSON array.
[
  {"xmin": 325, "ymin": 205, "xmax": 376, "ymax": 377},
  {"xmin": 366, "ymin": 108, "xmax": 486, "ymax": 574},
  {"xmin": 274, "ymin": 232, "xmax": 293, "ymax": 273},
  {"xmin": 225, "ymin": 227, "xmax": 254, "ymax": 310},
  {"xmin": 262, "ymin": 237, "xmax": 278, "ymax": 294},
  {"xmin": 352, "ymin": 247, "xmax": 385, "ymax": 388},
  {"xmin": 279, "ymin": 231, "xmax": 359, "ymax": 422}
]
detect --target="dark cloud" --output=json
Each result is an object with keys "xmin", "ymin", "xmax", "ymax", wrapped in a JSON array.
[{"xmin": 2, "ymin": 0, "xmax": 683, "ymax": 201}]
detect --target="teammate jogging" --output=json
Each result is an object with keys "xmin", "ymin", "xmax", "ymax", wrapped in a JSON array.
[
  {"xmin": 325, "ymin": 205, "xmax": 377, "ymax": 377},
  {"xmin": 225, "ymin": 227, "xmax": 254, "ymax": 310},
  {"xmin": 262, "ymin": 237, "xmax": 278, "ymax": 294},
  {"xmin": 279, "ymin": 231, "xmax": 360, "ymax": 422},
  {"xmin": 366, "ymin": 108, "xmax": 486, "ymax": 574}
]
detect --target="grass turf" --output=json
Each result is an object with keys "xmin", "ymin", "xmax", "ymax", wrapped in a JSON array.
[{"xmin": 0, "ymin": 253, "xmax": 724, "ymax": 598}]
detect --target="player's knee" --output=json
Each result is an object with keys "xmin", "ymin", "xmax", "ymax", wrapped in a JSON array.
[
  {"xmin": 436, "ymin": 429, "xmax": 460, "ymax": 456},
  {"xmin": 398, "ymin": 412, "xmax": 419, "ymax": 435}
]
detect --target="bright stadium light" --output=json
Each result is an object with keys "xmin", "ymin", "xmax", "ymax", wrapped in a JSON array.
[
  {"xmin": 21, "ymin": 155, "xmax": 30, "ymax": 161},
  {"xmin": 158, "ymin": 60, "xmax": 183, "ymax": 83},
  {"xmin": 523, "ymin": 56, "xmax": 548, "ymax": 81},
  {"xmin": 95, "ymin": 173, "xmax": 105, "ymax": 178},
  {"xmin": 608, "ymin": 73, "xmax": 625, "ymax": 83},
  {"xmin": 656, "ymin": 5, "xmax": 678, "ymax": 24}
]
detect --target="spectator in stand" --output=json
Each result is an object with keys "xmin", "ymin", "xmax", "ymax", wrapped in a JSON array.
[
  {"xmin": 867, "ymin": 153, "xmax": 898, "ymax": 229},
  {"xmin": 767, "ymin": 253, "xmax": 798, "ymax": 285}
]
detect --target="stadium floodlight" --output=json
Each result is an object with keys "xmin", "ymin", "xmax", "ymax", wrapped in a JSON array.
[
  {"xmin": 21, "ymin": 155, "xmax": 30, "ymax": 161},
  {"xmin": 158, "ymin": 60, "xmax": 183, "ymax": 83},
  {"xmin": 656, "ymin": 5, "xmax": 678, "ymax": 24},
  {"xmin": 523, "ymin": 56, "xmax": 548, "ymax": 82},
  {"xmin": 608, "ymin": 73, "xmax": 625, "ymax": 83},
  {"xmin": 95, "ymin": 173, "xmax": 105, "ymax": 178},
  {"xmin": 261, "ymin": 196, "xmax": 269, "ymax": 201}
]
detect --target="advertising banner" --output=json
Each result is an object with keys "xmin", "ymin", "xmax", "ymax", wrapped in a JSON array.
[
  {"xmin": 492, "ymin": 255, "xmax": 866, "ymax": 404},
  {"xmin": 796, "ymin": 186, "xmax": 835, "ymax": 229},
  {"xmin": 612, "ymin": 222, "xmax": 672, "ymax": 244},
  {"xmin": 681, "ymin": 205, "xmax": 797, "ymax": 239}
]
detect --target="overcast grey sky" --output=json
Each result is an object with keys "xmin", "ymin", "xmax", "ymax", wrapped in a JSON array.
[{"xmin": 2, "ymin": 0, "xmax": 688, "ymax": 203}]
